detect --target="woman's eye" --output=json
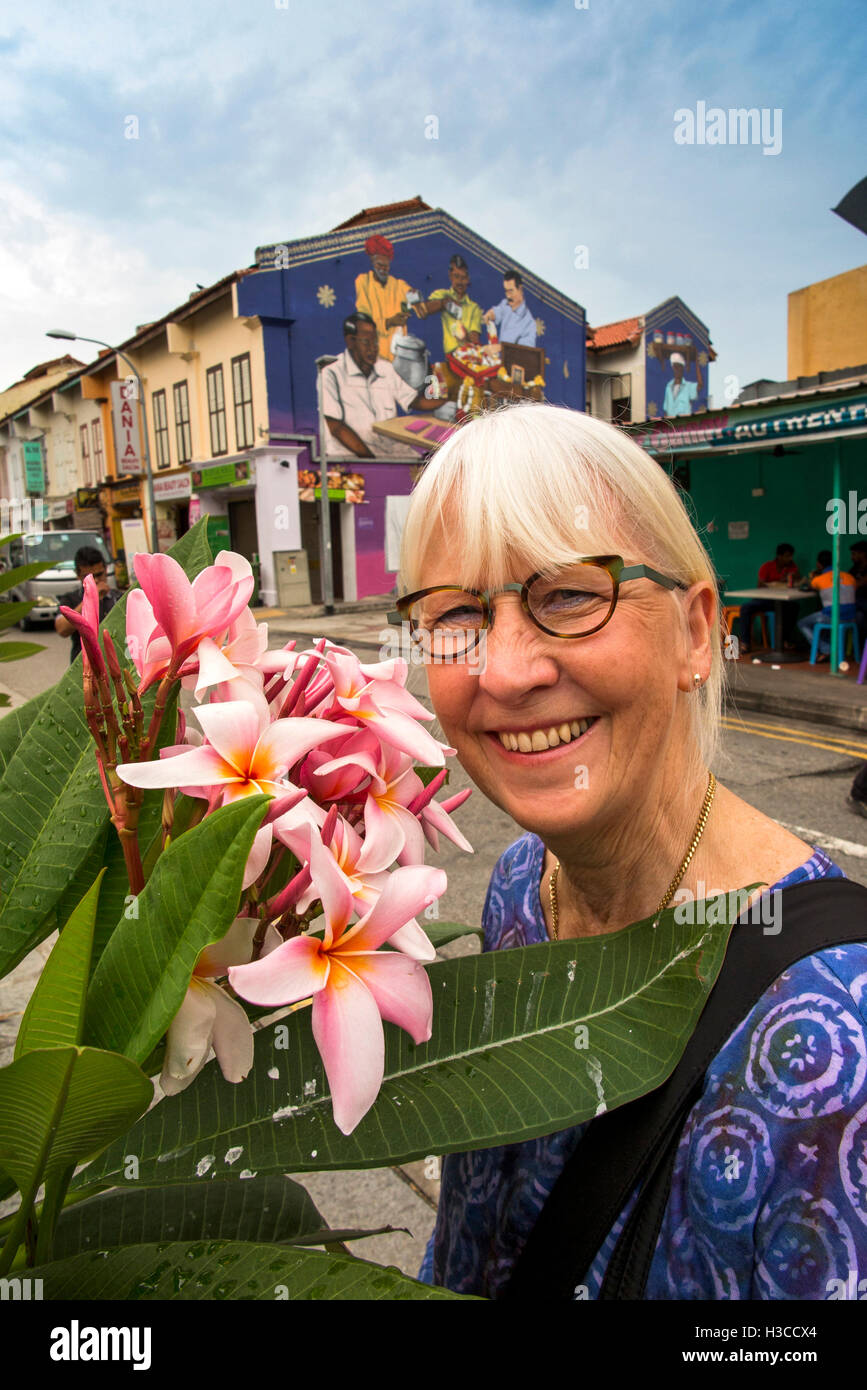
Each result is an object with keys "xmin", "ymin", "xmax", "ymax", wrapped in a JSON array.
[
  {"xmin": 437, "ymin": 605, "xmax": 481, "ymax": 625},
  {"xmin": 544, "ymin": 589, "xmax": 595, "ymax": 608}
]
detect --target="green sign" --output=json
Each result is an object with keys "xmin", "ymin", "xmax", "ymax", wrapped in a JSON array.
[
  {"xmin": 632, "ymin": 395, "xmax": 867, "ymax": 456},
  {"xmin": 192, "ymin": 460, "xmax": 250, "ymax": 490},
  {"xmin": 23, "ymin": 440, "xmax": 45, "ymax": 493}
]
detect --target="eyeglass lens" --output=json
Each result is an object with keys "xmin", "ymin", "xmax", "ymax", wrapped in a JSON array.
[{"xmin": 408, "ymin": 564, "xmax": 615, "ymax": 650}]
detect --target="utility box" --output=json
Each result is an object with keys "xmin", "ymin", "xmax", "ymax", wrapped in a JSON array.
[{"xmin": 274, "ymin": 550, "xmax": 312, "ymax": 607}]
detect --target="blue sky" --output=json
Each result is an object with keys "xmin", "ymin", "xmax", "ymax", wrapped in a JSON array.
[{"xmin": 1, "ymin": 0, "xmax": 865, "ymax": 401}]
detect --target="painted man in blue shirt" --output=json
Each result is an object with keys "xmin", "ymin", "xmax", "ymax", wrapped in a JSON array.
[{"xmin": 483, "ymin": 269, "xmax": 537, "ymax": 347}]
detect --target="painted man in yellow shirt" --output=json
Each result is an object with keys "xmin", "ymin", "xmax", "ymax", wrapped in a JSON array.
[
  {"xmin": 354, "ymin": 233, "xmax": 416, "ymax": 360},
  {"xmin": 417, "ymin": 254, "xmax": 483, "ymax": 354}
]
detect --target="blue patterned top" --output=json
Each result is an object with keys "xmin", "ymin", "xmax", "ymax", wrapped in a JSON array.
[{"xmin": 419, "ymin": 834, "xmax": 867, "ymax": 1300}]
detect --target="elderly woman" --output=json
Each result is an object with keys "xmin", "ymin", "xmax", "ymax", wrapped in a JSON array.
[{"xmin": 393, "ymin": 404, "xmax": 867, "ymax": 1301}]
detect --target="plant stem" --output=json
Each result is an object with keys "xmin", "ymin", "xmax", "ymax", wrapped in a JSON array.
[
  {"xmin": 35, "ymin": 1166, "xmax": 74, "ymax": 1265},
  {"xmin": 141, "ymin": 672, "xmax": 176, "ymax": 759},
  {"xmin": 0, "ymin": 1200, "xmax": 33, "ymax": 1277}
]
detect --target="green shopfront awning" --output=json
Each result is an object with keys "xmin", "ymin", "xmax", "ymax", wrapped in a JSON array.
[{"xmin": 630, "ymin": 394, "xmax": 867, "ymax": 456}]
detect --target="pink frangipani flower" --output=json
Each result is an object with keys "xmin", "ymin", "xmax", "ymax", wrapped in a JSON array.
[
  {"xmin": 230, "ymin": 832, "xmax": 445, "ymax": 1135},
  {"xmin": 162, "ymin": 915, "xmax": 281, "ymax": 1095},
  {"xmin": 322, "ymin": 648, "xmax": 452, "ymax": 766},
  {"xmin": 131, "ymin": 550, "xmax": 254, "ymax": 691},
  {"xmin": 59, "ymin": 574, "xmax": 105, "ymax": 674},
  {"xmin": 117, "ymin": 698, "xmax": 353, "ymax": 889}
]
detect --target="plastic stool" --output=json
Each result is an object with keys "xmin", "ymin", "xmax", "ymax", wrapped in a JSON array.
[{"xmin": 809, "ymin": 620, "xmax": 862, "ymax": 665}]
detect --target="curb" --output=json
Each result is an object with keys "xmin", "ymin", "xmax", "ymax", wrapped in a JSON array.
[{"xmin": 728, "ymin": 687, "xmax": 867, "ymax": 737}]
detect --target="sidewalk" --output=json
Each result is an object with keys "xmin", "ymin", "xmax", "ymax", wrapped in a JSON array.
[{"xmin": 257, "ymin": 602, "xmax": 867, "ymax": 736}]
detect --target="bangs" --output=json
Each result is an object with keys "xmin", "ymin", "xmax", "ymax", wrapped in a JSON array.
[{"xmin": 399, "ymin": 403, "xmax": 684, "ymax": 593}]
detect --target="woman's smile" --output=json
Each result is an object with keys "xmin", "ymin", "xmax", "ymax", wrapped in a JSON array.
[{"xmin": 485, "ymin": 714, "xmax": 600, "ymax": 761}]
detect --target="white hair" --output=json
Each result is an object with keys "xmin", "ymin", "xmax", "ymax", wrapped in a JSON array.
[{"xmin": 398, "ymin": 402, "xmax": 724, "ymax": 771}]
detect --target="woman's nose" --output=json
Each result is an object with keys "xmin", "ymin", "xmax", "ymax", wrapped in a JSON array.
[{"xmin": 474, "ymin": 595, "xmax": 560, "ymax": 696}]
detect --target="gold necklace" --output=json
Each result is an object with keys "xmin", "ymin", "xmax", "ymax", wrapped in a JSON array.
[{"xmin": 547, "ymin": 771, "xmax": 717, "ymax": 940}]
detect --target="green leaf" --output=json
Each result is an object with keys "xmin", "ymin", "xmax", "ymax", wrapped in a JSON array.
[
  {"xmin": 85, "ymin": 797, "xmax": 269, "ymax": 1064},
  {"xmin": 162, "ymin": 516, "xmax": 213, "ymax": 578},
  {"xmin": 0, "ymin": 641, "xmax": 46, "ymax": 662},
  {"xmin": 0, "ymin": 561, "xmax": 51, "ymax": 595},
  {"xmin": 71, "ymin": 892, "xmax": 755, "ymax": 1191},
  {"xmin": 0, "ymin": 601, "xmax": 37, "ymax": 631},
  {"xmin": 0, "ymin": 524, "xmax": 209, "ymax": 981},
  {"xmin": 51, "ymin": 1175, "xmax": 326, "ymax": 1259},
  {"xmin": 27, "ymin": 1239, "xmax": 468, "ymax": 1299},
  {"xmin": 0, "ymin": 1045, "xmax": 153, "ymax": 1272},
  {"xmin": 15, "ymin": 873, "xmax": 104, "ymax": 1059},
  {"xmin": 0, "ymin": 1047, "xmax": 152, "ymax": 1192},
  {"xmin": 416, "ymin": 765, "xmax": 449, "ymax": 788},
  {"xmin": 0, "ymin": 692, "xmax": 46, "ymax": 778},
  {"xmin": 422, "ymin": 921, "xmax": 484, "ymax": 950}
]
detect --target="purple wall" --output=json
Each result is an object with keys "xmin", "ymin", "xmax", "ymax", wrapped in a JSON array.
[{"xmin": 351, "ymin": 461, "xmax": 417, "ymax": 598}]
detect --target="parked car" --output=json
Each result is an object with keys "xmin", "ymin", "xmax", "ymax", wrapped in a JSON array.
[{"xmin": 1, "ymin": 530, "xmax": 116, "ymax": 629}]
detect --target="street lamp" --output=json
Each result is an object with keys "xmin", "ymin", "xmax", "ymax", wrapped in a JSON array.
[{"xmin": 47, "ymin": 328, "xmax": 159, "ymax": 553}]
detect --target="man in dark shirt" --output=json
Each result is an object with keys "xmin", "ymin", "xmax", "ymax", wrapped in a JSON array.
[
  {"xmin": 737, "ymin": 542, "xmax": 801, "ymax": 653},
  {"xmin": 54, "ymin": 545, "xmax": 122, "ymax": 663}
]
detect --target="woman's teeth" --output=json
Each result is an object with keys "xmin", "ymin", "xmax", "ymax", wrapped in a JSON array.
[{"xmin": 496, "ymin": 718, "xmax": 595, "ymax": 752}]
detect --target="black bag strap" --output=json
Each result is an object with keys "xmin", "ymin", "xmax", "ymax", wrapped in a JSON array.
[{"xmin": 504, "ymin": 877, "xmax": 867, "ymax": 1301}]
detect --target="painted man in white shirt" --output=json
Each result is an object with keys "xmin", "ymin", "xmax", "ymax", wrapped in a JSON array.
[
  {"xmin": 321, "ymin": 312, "xmax": 440, "ymax": 458},
  {"xmin": 662, "ymin": 351, "xmax": 704, "ymax": 417}
]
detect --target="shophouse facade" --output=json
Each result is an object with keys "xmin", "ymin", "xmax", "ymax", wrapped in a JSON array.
[
  {"xmin": 586, "ymin": 296, "xmax": 716, "ymax": 424},
  {"xmin": 5, "ymin": 198, "xmax": 590, "ymax": 604}
]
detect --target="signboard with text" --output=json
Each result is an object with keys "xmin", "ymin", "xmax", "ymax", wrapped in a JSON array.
[
  {"xmin": 191, "ymin": 460, "xmax": 251, "ymax": 490},
  {"xmin": 153, "ymin": 472, "xmax": 192, "ymax": 502},
  {"xmin": 110, "ymin": 380, "xmax": 144, "ymax": 476},
  {"xmin": 23, "ymin": 440, "xmax": 45, "ymax": 493},
  {"xmin": 632, "ymin": 395, "xmax": 867, "ymax": 455},
  {"xmin": 120, "ymin": 516, "xmax": 149, "ymax": 563}
]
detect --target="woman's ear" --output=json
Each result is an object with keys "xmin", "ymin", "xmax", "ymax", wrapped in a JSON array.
[{"xmin": 676, "ymin": 581, "xmax": 717, "ymax": 693}]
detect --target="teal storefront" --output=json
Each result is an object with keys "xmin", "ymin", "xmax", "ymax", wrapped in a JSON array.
[{"xmin": 628, "ymin": 385, "xmax": 867, "ymax": 669}]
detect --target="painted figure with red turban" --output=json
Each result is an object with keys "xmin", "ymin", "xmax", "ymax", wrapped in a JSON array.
[{"xmin": 355, "ymin": 233, "xmax": 415, "ymax": 360}]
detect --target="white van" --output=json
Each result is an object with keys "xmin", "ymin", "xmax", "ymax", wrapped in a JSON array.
[{"xmin": 2, "ymin": 531, "xmax": 116, "ymax": 629}]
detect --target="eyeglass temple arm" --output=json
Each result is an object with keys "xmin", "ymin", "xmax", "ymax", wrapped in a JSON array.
[{"xmin": 619, "ymin": 564, "xmax": 683, "ymax": 591}]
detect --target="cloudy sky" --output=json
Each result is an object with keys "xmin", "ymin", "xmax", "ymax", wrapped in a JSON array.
[{"xmin": 1, "ymin": 0, "xmax": 864, "ymax": 401}]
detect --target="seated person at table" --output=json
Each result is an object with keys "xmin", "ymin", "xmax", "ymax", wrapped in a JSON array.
[
  {"xmin": 737, "ymin": 543, "xmax": 800, "ymax": 653},
  {"xmin": 797, "ymin": 550, "xmax": 858, "ymax": 658},
  {"xmin": 851, "ymin": 540, "xmax": 867, "ymax": 639}
]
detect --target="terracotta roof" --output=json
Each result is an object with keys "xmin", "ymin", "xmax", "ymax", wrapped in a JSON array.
[
  {"xmin": 19, "ymin": 354, "xmax": 85, "ymax": 382},
  {"xmin": 332, "ymin": 197, "xmax": 432, "ymax": 230},
  {"xmin": 586, "ymin": 316, "xmax": 643, "ymax": 351}
]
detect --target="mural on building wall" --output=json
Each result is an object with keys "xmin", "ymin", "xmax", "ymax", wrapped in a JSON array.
[
  {"xmin": 316, "ymin": 232, "xmax": 555, "ymax": 460},
  {"xmin": 644, "ymin": 305, "xmax": 711, "ymax": 419},
  {"xmin": 241, "ymin": 210, "xmax": 586, "ymax": 601},
  {"xmin": 318, "ymin": 308, "xmax": 441, "ymax": 460}
]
